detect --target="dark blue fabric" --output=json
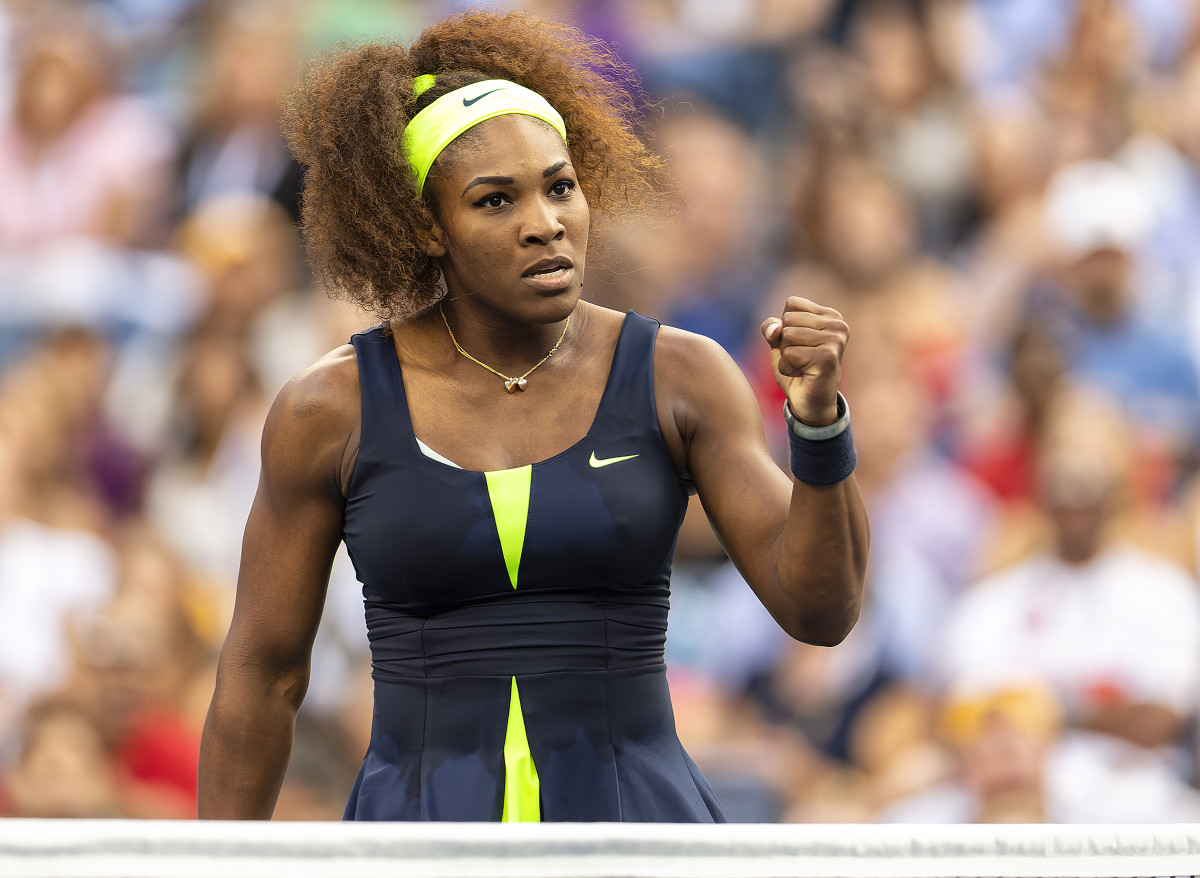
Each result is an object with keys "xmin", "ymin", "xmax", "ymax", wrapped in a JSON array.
[{"xmin": 341, "ymin": 311, "xmax": 725, "ymax": 822}]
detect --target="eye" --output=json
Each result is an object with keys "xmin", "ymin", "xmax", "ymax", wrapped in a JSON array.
[
  {"xmin": 473, "ymin": 193, "xmax": 510, "ymax": 209},
  {"xmin": 549, "ymin": 179, "xmax": 576, "ymax": 197}
]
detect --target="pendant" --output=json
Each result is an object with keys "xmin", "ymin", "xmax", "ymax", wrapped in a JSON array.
[{"xmin": 505, "ymin": 377, "xmax": 528, "ymax": 393}]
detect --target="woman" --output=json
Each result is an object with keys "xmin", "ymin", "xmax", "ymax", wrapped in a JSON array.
[{"xmin": 198, "ymin": 10, "xmax": 869, "ymax": 822}]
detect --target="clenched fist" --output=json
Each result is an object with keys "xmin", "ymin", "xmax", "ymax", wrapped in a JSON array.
[{"xmin": 761, "ymin": 297, "xmax": 849, "ymax": 427}]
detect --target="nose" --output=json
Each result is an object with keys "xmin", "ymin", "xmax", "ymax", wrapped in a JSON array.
[{"xmin": 521, "ymin": 197, "xmax": 565, "ymax": 246}]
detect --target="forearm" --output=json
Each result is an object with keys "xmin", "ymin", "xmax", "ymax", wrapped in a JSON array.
[
  {"xmin": 769, "ymin": 391, "xmax": 869, "ymax": 645},
  {"xmin": 660, "ymin": 310, "xmax": 869, "ymax": 646},
  {"xmin": 198, "ymin": 659, "xmax": 309, "ymax": 819},
  {"xmin": 1075, "ymin": 701, "xmax": 1183, "ymax": 750},
  {"xmin": 770, "ymin": 473, "xmax": 869, "ymax": 645}
]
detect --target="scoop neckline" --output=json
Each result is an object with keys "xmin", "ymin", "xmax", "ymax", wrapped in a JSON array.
[{"xmin": 385, "ymin": 310, "xmax": 635, "ymax": 475}]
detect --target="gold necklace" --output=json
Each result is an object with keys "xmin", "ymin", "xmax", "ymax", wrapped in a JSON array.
[{"xmin": 439, "ymin": 303, "xmax": 571, "ymax": 393}]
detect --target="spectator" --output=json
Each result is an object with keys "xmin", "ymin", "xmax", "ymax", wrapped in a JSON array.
[
  {"xmin": 1033, "ymin": 159, "xmax": 1200, "ymax": 469},
  {"xmin": 881, "ymin": 680, "xmax": 1060, "ymax": 823},
  {"xmin": 882, "ymin": 677, "xmax": 1200, "ymax": 823},
  {"xmin": 143, "ymin": 328, "xmax": 267, "ymax": 590},
  {"xmin": 175, "ymin": 5, "xmax": 302, "ymax": 222},
  {"xmin": 624, "ymin": 104, "xmax": 777, "ymax": 356},
  {"xmin": 938, "ymin": 393, "xmax": 1200, "ymax": 757},
  {"xmin": 62, "ymin": 526, "xmax": 210, "ymax": 818},
  {"xmin": 957, "ymin": 321, "xmax": 1068, "ymax": 507},
  {"xmin": 843, "ymin": 0, "xmax": 975, "ymax": 251},
  {"xmin": 2, "ymin": 698, "xmax": 122, "ymax": 818},
  {"xmin": 0, "ymin": 7, "xmax": 174, "ymax": 250},
  {"xmin": 0, "ymin": 5, "xmax": 187, "ymax": 367},
  {"xmin": 0, "ymin": 367, "xmax": 117, "ymax": 750}
]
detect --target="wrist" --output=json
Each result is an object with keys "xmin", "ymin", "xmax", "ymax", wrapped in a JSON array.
[
  {"xmin": 784, "ymin": 392, "xmax": 850, "ymax": 441},
  {"xmin": 789, "ymin": 399, "xmax": 838, "ymax": 429},
  {"xmin": 785, "ymin": 392, "xmax": 856, "ymax": 486}
]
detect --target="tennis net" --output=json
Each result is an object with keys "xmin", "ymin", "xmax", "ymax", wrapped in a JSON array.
[{"xmin": 2, "ymin": 820, "xmax": 1199, "ymax": 878}]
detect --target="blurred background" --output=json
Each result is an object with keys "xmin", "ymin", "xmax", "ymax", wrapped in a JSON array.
[{"xmin": 3, "ymin": 0, "xmax": 1200, "ymax": 824}]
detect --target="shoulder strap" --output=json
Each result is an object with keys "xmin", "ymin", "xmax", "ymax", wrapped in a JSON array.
[
  {"xmin": 591, "ymin": 310, "xmax": 660, "ymax": 432},
  {"xmin": 349, "ymin": 325, "xmax": 419, "ymax": 458}
]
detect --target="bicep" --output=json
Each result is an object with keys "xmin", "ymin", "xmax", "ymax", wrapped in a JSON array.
[
  {"xmin": 221, "ymin": 380, "xmax": 351, "ymax": 680},
  {"xmin": 660, "ymin": 334, "xmax": 792, "ymax": 589}
]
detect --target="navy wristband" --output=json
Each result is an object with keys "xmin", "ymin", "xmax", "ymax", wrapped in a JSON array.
[{"xmin": 785, "ymin": 393, "xmax": 857, "ymax": 486}]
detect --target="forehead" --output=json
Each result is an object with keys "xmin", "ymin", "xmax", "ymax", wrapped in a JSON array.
[{"xmin": 436, "ymin": 114, "xmax": 572, "ymax": 181}]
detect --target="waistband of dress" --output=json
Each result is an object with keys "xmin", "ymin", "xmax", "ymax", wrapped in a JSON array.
[{"xmin": 364, "ymin": 596, "xmax": 668, "ymax": 680}]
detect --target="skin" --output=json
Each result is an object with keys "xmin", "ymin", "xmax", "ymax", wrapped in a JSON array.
[
  {"xmin": 961, "ymin": 714, "xmax": 1049, "ymax": 823},
  {"xmin": 198, "ymin": 114, "xmax": 869, "ymax": 819}
]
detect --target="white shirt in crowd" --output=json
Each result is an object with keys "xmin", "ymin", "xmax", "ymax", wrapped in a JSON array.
[{"xmin": 937, "ymin": 544, "xmax": 1200, "ymax": 718}]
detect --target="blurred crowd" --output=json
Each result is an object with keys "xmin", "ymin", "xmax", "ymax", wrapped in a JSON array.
[{"xmin": 3, "ymin": 0, "xmax": 1200, "ymax": 824}]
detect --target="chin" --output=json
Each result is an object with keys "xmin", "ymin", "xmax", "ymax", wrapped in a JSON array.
[{"xmin": 537, "ymin": 290, "xmax": 582, "ymax": 322}]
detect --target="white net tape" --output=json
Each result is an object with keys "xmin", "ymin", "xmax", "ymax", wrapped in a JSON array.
[{"xmin": 2, "ymin": 821, "xmax": 1200, "ymax": 878}]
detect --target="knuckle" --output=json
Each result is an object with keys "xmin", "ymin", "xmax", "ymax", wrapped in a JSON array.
[
  {"xmin": 816, "ymin": 347, "xmax": 842, "ymax": 369},
  {"xmin": 779, "ymin": 350, "xmax": 805, "ymax": 370}
]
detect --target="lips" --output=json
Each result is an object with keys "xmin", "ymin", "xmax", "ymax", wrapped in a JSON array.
[{"xmin": 522, "ymin": 256, "xmax": 573, "ymax": 278}]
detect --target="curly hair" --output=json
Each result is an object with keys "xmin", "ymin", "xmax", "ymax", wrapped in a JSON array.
[{"xmin": 281, "ymin": 10, "xmax": 667, "ymax": 320}]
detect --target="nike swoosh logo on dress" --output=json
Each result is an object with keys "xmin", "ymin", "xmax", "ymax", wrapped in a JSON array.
[
  {"xmin": 589, "ymin": 452, "xmax": 639, "ymax": 468},
  {"xmin": 463, "ymin": 88, "xmax": 504, "ymax": 106}
]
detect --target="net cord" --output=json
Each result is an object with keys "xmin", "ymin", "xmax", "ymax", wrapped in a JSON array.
[{"xmin": 2, "ymin": 821, "xmax": 1200, "ymax": 878}]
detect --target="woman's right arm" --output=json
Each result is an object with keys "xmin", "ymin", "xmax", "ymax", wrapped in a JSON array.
[{"xmin": 198, "ymin": 348, "xmax": 359, "ymax": 819}]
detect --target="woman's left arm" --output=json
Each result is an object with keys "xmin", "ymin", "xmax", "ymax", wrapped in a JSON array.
[{"xmin": 657, "ymin": 296, "xmax": 869, "ymax": 646}]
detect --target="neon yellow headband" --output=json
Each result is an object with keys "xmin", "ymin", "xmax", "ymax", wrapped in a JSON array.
[{"xmin": 402, "ymin": 77, "xmax": 568, "ymax": 197}]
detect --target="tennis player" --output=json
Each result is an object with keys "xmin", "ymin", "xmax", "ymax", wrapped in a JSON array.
[{"xmin": 198, "ymin": 9, "xmax": 868, "ymax": 822}]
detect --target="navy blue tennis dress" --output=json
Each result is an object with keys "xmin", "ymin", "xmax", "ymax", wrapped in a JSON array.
[{"xmin": 340, "ymin": 311, "xmax": 725, "ymax": 823}]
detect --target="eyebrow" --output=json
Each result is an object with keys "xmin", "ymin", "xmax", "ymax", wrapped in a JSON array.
[
  {"xmin": 460, "ymin": 161, "xmax": 571, "ymax": 197},
  {"xmin": 461, "ymin": 175, "xmax": 514, "ymax": 197}
]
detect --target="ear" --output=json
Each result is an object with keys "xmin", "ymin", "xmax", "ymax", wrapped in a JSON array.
[{"xmin": 420, "ymin": 222, "xmax": 446, "ymax": 259}]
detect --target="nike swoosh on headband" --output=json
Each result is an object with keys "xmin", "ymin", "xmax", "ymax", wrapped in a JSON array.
[
  {"xmin": 463, "ymin": 87, "xmax": 504, "ymax": 107},
  {"xmin": 589, "ymin": 452, "xmax": 639, "ymax": 468},
  {"xmin": 404, "ymin": 79, "xmax": 567, "ymax": 197}
]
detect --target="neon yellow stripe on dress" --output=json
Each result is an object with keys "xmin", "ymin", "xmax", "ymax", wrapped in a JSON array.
[
  {"xmin": 501, "ymin": 676, "xmax": 541, "ymax": 822},
  {"xmin": 484, "ymin": 465, "xmax": 532, "ymax": 589}
]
